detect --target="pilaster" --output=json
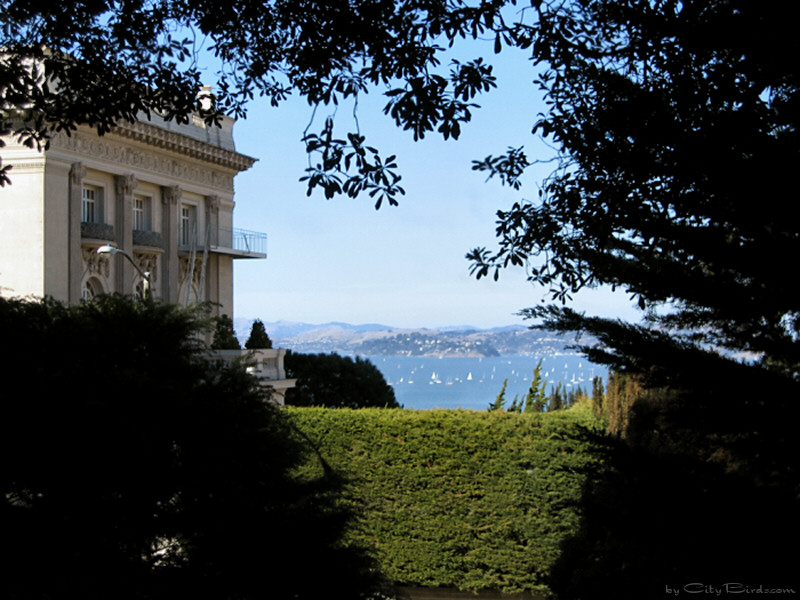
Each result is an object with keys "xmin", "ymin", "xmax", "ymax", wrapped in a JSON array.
[
  {"xmin": 161, "ymin": 184, "xmax": 182, "ymax": 302},
  {"xmin": 114, "ymin": 173, "xmax": 138, "ymax": 293},
  {"xmin": 205, "ymin": 194, "xmax": 220, "ymax": 246},
  {"xmin": 68, "ymin": 162, "xmax": 86, "ymax": 303}
]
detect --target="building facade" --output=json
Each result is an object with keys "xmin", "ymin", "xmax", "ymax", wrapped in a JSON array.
[
  {"xmin": 0, "ymin": 111, "xmax": 264, "ymax": 317},
  {"xmin": 1, "ymin": 111, "xmax": 296, "ymax": 402}
]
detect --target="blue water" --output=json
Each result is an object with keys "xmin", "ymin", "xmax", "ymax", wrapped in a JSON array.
[{"xmin": 365, "ymin": 355, "xmax": 608, "ymax": 411}]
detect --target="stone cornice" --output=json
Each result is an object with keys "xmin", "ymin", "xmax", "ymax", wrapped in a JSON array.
[
  {"xmin": 110, "ymin": 119, "xmax": 257, "ymax": 173},
  {"xmin": 6, "ymin": 116, "xmax": 257, "ymax": 174}
]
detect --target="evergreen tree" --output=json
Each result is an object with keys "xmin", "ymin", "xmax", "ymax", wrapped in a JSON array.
[
  {"xmin": 469, "ymin": 0, "xmax": 800, "ymax": 380},
  {"xmin": 566, "ymin": 385, "xmax": 587, "ymax": 410},
  {"xmin": 591, "ymin": 376, "xmax": 606, "ymax": 421},
  {"xmin": 524, "ymin": 359, "xmax": 547, "ymax": 413},
  {"xmin": 549, "ymin": 382, "xmax": 565, "ymax": 412},
  {"xmin": 244, "ymin": 319, "xmax": 273, "ymax": 349},
  {"xmin": 284, "ymin": 351, "xmax": 400, "ymax": 409},
  {"xmin": 488, "ymin": 378, "xmax": 508, "ymax": 412},
  {"xmin": 210, "ymin": 314, "xmax": 241, "ymax": 350},
  {"xmin": 602, "ymin": 372, "xmax": 641, "ymax": 438}
]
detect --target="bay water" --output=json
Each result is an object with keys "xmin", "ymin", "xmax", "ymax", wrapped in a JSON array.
[{"xmin": 366, "ymin": 354, "xmax": 608, "ymax": 411}]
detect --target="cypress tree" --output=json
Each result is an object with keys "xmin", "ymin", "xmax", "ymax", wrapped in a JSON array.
[
  {"xmin": 211, "ymin": 314, "xmax": 241, "ymax": 350},
  {"xmin": 524, "ymin": 359, "xmax": 547, "ymax": 413},
  {"xmin": 489, "ymin": 379, "xmax": 508, "ymax": 412},
  {"xmin": 549, "ymin": 382, "xmax": 565, "ymax": 412},
  {"xmin": 591, "ymin": 376, "xmax": 605, "ymax": 421},
  {"xmin": 245, "ymin": 319, "xmax": 273, "ymax": 349}
]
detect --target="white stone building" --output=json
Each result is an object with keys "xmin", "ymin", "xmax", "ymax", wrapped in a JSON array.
[
  {"xmin": 1, "ymin": 111, "xmax": 264, "ymax": 312},
  {"xmin": 1, "ymin": 111, "xmax": 295, "ymax": 401}
]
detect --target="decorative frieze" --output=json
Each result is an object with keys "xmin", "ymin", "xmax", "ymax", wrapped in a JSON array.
[{"xmin": 51, "ymin": 128, "xmax": 248, "ymax": 192}]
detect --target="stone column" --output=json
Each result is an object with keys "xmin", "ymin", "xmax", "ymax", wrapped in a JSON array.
[
  {"xmin": 68, "ymin": 162, "xmax": 86, "ymax": 303},
  {"xmin": 161, "ymin": 184, "xmax": 182, "ymax": 302},
  {"xmin": 114, "ymin": 173, "xmax": 137, "ymax": 294}
]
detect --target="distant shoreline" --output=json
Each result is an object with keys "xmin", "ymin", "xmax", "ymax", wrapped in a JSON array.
[{"xmin": 235, "ymin": 319, "xmax": 590, "ymax": 359}]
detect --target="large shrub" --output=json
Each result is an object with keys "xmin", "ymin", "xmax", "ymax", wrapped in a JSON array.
[
  {"xmin": 0, "ymin": 295, "xmax": 379, "ymax": 600},
  {"xmin": 289, "ymin": 405, "xmax": 605, "ymax": 596},
  {"xmin": 285, "ymin": 351, "xmax": 400, "ymax": 408}
]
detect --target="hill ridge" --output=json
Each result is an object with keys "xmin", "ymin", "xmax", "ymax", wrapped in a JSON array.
[{"xmin": 233, "ymin": 319, "xmax": 587, "ymax": 358}]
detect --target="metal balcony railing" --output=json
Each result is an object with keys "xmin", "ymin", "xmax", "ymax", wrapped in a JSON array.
[
  {"xmin": 133, "ymin": 229, "xmax": 163, "ymax": 248},
  {"xmin": 216, "ymin": 227, "xmax": 267, "ymax": 257},
  {"xmin": 81, "ymin": 221, "xmax": 115, "ymax": 242}
]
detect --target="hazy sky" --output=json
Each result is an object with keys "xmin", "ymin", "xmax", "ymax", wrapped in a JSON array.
[{"xmin": 228, "ymin": 41, "xmax": 639, "ymax": 329}]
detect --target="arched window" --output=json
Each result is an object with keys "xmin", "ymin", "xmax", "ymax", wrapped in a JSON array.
[{"xmin": 82, "ymin": 277, "xmax": 104, "ymax": 301}]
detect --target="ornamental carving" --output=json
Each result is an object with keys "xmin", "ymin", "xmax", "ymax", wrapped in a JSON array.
[
  {"xmin": 82, "ymin": 246, "xmax": 110, "ymax": 277},
  {"xmin": 69, "ymin": 162, "xmax": 86, "ymax": 184},
  {"xmin": 179, "ymin": 256, "xmax": 205, "ymax": 287},
  {"xmin": 115, "ymin": 173, "xmax": 138, "ymax": 196},
  {"xmin": 205, "ymin": 194, "xmax": 221, "ymax": 215},
  {"xmin": 162, "ymin": 184, "xmax": 182, "ymax": 205},
  {"xmin": 52, "ymin": 130, "xmax": 244, "ymax": 192},
  {"xmin": 134, "ymin": 252, "xmax": 159, "ymax": 283}
]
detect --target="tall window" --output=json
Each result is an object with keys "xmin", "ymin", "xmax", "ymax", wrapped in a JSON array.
[
  {"xmin": 180, "ymin": 204, "xmax": 196, "ymax": 246},
  {"xmin": 82, "ymin": 185, "xmax": 100, "ymax": 223},
  {"xmin": 133, "ymin": 194, "xmax": 150, "ymax": 230}
]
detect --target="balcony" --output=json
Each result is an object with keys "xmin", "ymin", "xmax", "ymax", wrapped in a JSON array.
[
  {"xmin": 211, "ymin": 227, "xmax": 267, "ymax": 259},
  {"xmin": 209, "ymin": 348, "xmax": 296, "ymax": 404},
  {"xmin": 180, "ymin": 226, "xmax": 267, "ymax": 259},
  {"xmin": 133, "ymin": 229, "xmax": 164, "ymax": 249},
  {"xmin": 81, "ymin": 221, "xmax": 115, "ymax": 242}
]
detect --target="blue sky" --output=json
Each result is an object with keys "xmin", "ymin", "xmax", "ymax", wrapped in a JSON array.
[{"xmin": 227, "ymin": 41, "xmax": 640, "ymax": 329}]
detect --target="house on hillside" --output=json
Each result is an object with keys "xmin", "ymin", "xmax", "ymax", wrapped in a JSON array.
[{"xmin": 0, "ymin": 107, "xmax": 294, "ymax": 402}]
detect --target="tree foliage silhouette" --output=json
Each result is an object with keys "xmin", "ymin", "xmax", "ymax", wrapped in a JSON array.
[
  {"xmin": 0, "ymin": 295, "xmax": 380, "ymax": 600},
  {"xmin": 6, "ymin": 1, "xmax": 796, "ymax": 369},
  {"xmin": 1, "ymin": 0, "xmax": 506, "ymax": 200},
  {"xmin": 285, "ymin": 351, "xmax": 400, "ymax": 409},
  {"xmin": 210, "ymin": 313, "xmax": 241, "ymax": 349},
  {"xmin": 469, "ymin": 0, "xmax": 800, "ymax": 382},
  {"xmin": 244, "ymin": 319, "xmax": 273, "ymax": 349},
  {"xmin": 464, "ymin": 1, "xmax": 800, "ymax": 593}
]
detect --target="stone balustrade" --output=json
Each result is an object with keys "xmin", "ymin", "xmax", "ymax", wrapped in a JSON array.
[{"xmin": 209, "ymin": 348, "xmax": 296, "ymax": 405}]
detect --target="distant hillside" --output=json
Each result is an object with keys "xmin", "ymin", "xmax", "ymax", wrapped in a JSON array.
[{"xmin": 233, "ymin": 319, "xmax": 588, "ymax": 357}]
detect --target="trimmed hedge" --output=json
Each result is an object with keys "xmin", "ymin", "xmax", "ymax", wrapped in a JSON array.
[{"xmin": 288, "ymin": 404, "xmax": 606, "ymax": 596}]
